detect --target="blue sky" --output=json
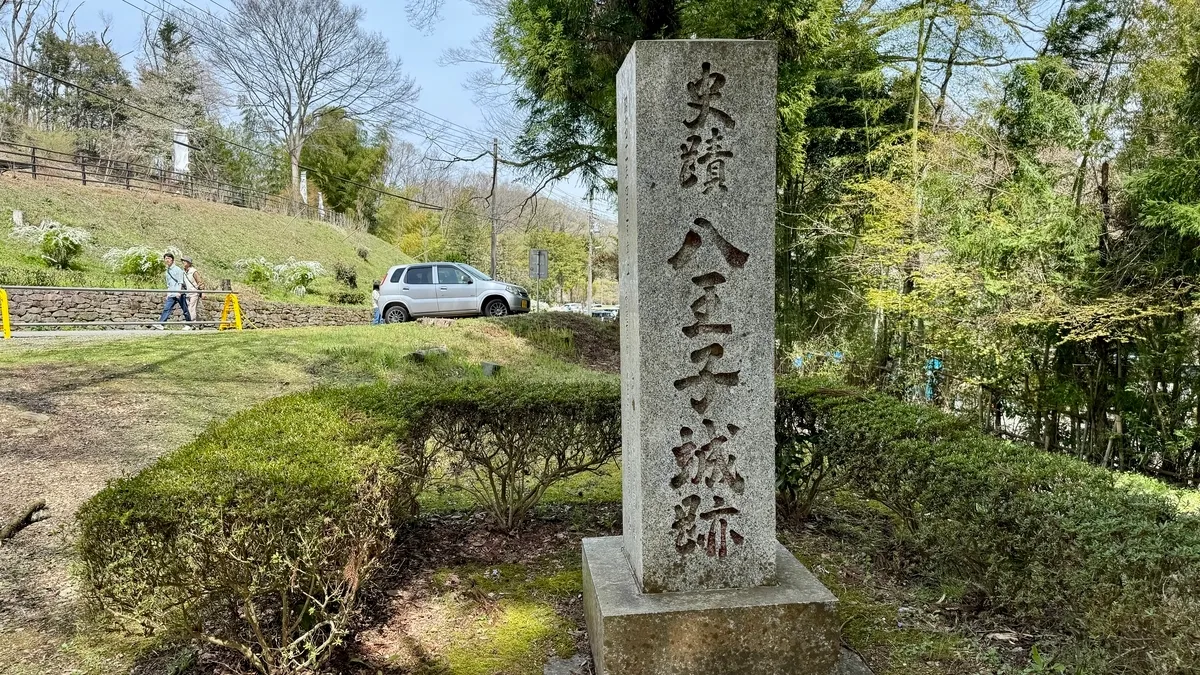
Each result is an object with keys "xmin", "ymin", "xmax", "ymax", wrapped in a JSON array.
[
  {"xmin": 74, "ymin": 0, "xmax": 603, "ymax": 209},
  {"xmin": 78, "ymin": 0, "xmax": 492, "ymax": 133}
]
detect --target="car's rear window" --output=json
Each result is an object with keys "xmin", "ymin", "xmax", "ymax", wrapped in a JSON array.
[
  {"xmin": 389, "ymin": 267, "xmax": 406, "ymax": 283},
  {"xmin": 405, "ymin": 266, "xmax": 434, "ymax": 285}
]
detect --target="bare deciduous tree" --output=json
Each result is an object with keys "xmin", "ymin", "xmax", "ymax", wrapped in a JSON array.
[
  {"xmin": 196, "ymin": 0, "xmax": 417, "ymax": 196},
  {"xmin": 2, "ymin": 0, "xmax": 58, "ymax": 115}
]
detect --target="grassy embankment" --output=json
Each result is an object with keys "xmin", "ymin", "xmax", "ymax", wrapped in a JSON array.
[{"xmin": 0, "ymin": 174, "xmax": 411, "ymax": 303}]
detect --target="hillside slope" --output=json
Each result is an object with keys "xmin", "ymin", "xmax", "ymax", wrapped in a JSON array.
[{"xmin": 0, "ymin": 175, "xmax": 412, "ymax": 299}]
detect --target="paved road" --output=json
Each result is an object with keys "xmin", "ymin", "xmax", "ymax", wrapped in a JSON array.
[{"xmin": 2, "ymin": 329, "xmax": 217, "ymax": 349}]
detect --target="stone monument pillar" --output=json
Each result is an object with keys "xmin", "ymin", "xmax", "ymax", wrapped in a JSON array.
[{"xmin": 581, "ymin": 39, "xmax": 840, "ymax": 675}]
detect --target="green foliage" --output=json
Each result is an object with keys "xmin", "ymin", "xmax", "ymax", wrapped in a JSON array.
[
  {"xmin": 998, "ymin": 58, "xmax": 1084, "ymax": 152},
  {"xmin": 22, "ymin": 30, "xmax": 131, "ymax": 147},
  {"xmin": 11, "ymin": 219, "xmax": 89, "ymax": 269},
  {"xmin": 273, "ymin": 259, "xmax": 325, "ymax": 293},
  {"xmin": 299, "ymin": 108, "xmax": 389, "ymax": 222},
  {"xmin": 235, "ymin": 256, "xmax": 274, "ymax": 284},
  {"xmin": 101, "ymin": 246, "xmax": 166, "ymax": 278},
  {"xmin": 0, "ymin": 264, "xmax": 90, "ymax": 286},
  {"xmin": 329, "ymin": 290, "xmax": 365, "ymax": 305},
  {"xmin": 777, "ymin": 377, "xmax": 1200, "ymax": 671},
  {"xmin": 333, "ymin": 261, "xmax": 358, "ymax": 289},
  {"xmin": 408, "ymin": 377, "xmax": 621, "ymax": 531},
  {"xmin": 75, "ymin": 389, "xmax": 424, "ymax": 674},
  {"xmin": 232, "ymin": 257, "xmax": 325, "ymax": 293}
]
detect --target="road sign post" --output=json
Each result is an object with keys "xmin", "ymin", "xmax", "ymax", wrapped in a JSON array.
[{"xmin": 529, "ymin": 249, "xmax": 549, "ymax": 311}]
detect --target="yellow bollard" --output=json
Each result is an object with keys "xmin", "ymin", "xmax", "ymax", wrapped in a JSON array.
[
  {"xmin": 218, "ymin": 293, "xmax": 244, "ymax": 331},
  {"xmin": 0, "ymin": 289, "xmax": 9, "ymax": 339}
]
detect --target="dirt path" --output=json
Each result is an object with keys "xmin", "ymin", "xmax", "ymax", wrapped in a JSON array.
[
  {"xmin": 0, "ymin": 364, "xmax": 175, "ymax": 672},
  {"xmin": 0, "ymin": 358, "xmax": 298, "ymax": 674}
]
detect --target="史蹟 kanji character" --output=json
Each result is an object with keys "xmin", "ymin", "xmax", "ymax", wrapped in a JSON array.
[
  {"xmin": 680, "ymin": 135, "xmax": 702, "ymax": 188},
  {"xmin": 681, "ymin": 128, "xmax": 733, "ymax": 191},
  {"xmin": 685, "ymin": 62, "xmax": 736, "ymax": 131}
]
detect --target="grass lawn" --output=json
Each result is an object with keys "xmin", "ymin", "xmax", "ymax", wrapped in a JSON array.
[{"xmin": 0, "ymin": 174, "xmax": 411, "ymax": 303}]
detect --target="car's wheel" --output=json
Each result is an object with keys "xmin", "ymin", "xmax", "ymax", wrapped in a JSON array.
[
  {"xmin": 484, "ymin": 298, "xmax": 509, "ymax": 317},
  {"xmin": 384, "ymin": 304, "xmax": 410, "ymax": 323}
]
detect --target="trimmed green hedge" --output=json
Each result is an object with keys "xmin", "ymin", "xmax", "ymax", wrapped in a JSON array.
[
  {"xmin": 77, "ymin": 389, "xmax": 421, "ymax": 674},
  {"xmin": 76, "ymin": 375, "xmax": 620, "ymax": 671},
  {"xmin": 349, "ymin": 376, "xmax": 622, "ymax": 530},
  {"xmin": 777, "ymin": 377, "xmax": 1200, "ymax": 671}
]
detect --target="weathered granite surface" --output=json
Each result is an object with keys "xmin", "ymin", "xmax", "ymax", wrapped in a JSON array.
[
  {"xmin": 617, "ymin": 39, "xmax": 779, "ymax": 593},
  {"xmin": 583, "ymin": 537, "xmax": 840, "ymax": 675}
]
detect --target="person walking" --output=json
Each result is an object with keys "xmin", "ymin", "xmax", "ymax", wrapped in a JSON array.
[
  {"xmin": 371, "ymin": 281, "xmax": 382, "ymax": 324},
  {"xmin": 182, "ymin": 257, "xmax": 205, "ymax": 326},
  {"xmin": 154, "ymin": 252, "xmax": 192, "ymax": 329}
]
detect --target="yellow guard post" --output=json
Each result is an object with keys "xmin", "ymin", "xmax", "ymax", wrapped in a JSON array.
[
  {"xmin": 218, "ymin": 293, "xmax": 243, "ymax": 331},
  {"xmin": 0, "ymin": 289, "xmax": 10, "ymax": 339}
]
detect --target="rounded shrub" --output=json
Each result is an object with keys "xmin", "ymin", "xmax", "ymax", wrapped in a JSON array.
[
  {"xmin": 102, "ymin": 246, "xmax": 167, "ymax": 278},
  {"xmin": 359, "ymin": 376, "xmax": 622, "ymax": 532},
  {"xmin": 11, "ymin": 219, "xmax": 89, "ymax": 269},
  {"xmin": 234, "ymin": 256, "xmax": 274, "ymax": 285},
  {"xmin": 77, "ymin": 389, "xmax": 424, "ymax": 674}
]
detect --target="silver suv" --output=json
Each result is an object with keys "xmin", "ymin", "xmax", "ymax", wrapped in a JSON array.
[{"xmin": 377, "ymin": 262, "xmax": 531, "ymax": 323}]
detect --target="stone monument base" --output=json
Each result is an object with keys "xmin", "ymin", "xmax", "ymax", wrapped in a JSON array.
[{"xmin": 582, "ymin": 536, "xmax": 840, "ymax": 675}]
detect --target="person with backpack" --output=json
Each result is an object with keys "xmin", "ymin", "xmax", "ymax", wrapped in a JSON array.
[
  {"xmin": 154, "ymin": 252, "xmax": 193, "ymax": 329},
  {"xmin": 182, "ymin": 257, "xmax": 205, "ymax": 325}
]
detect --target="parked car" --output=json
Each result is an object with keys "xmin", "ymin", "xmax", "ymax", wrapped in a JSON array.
[
  {"xmin": 562, "ymin": 302, "xmax": 584, "ymax": 313},
  {"xmin": 591, "ymin": 305, "xmax": 619, "ymax": 321},
  {"xmin": 377, "ymin": 262, "xmax": 531, "ymax": 323}
]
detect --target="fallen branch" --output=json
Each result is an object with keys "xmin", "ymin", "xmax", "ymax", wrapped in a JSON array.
[{"xmin": 1, "ymin": 500, "xmax": 47, "ymax": 542}]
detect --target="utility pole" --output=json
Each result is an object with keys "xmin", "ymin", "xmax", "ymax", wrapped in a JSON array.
[
  {"xmin": 586, "ymin": 194, "xmax": 595, "ymax": 312},
  {"xmin": 489, "ymin": 138, "xmax": 499, "ymax": 278}
]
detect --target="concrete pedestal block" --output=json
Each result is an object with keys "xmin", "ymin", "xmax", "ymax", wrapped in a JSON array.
[{"xmin": 583, "ymin": 537, "xmax": 839, "ymax": 675}]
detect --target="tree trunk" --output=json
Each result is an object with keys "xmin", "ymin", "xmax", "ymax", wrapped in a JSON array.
[{"xmin": 289, "ymin": 142, "xmax": 302, "ymax": 201}]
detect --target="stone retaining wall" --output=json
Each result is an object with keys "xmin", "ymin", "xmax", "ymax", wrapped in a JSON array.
[{"xmin": 3, "ymin": 288, "xmax": 369, "ymax": 329}]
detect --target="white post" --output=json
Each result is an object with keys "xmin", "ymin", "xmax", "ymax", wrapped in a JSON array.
[{"xmin": 172, "ymin": 130, "xmax": 190, "ymax": 175}]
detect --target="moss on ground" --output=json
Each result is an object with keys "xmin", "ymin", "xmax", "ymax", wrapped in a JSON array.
[{"xmin": 386, "ymin": 562, "xmax": 579, "ymax": 675}]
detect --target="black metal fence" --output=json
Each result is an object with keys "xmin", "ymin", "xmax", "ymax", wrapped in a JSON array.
[{"xmin": 0, "ymin": 141, "xmax": 362, "ymax": 229}]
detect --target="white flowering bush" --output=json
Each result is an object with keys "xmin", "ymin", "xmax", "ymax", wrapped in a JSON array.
[
  {"xmin": 274, "ymin": 259, "xmax": 325, "ymax": 293},
  {"xmin": 103, "ymin": 246, "xmax": 166, "ymax": 278},
  {"xmin": 234, "ymin": 257, "xmax": 275, "ymax": 285},
  {"xmin": 11, "ymin": 218, "xmax": 90, "ymax": 270}
]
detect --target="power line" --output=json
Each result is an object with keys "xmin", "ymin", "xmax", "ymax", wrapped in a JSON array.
[
  {"xmin": 396, "ymin": 100, "xmax": 493, "ymax": 145},
  {"xmin": 0, "ymin": 52, "xmax": 451, "ymax": 213},
  {"xmin": 125, "ymin": 0, "xmax": 496, "ymax": 152},
  {"xmin": 12, "ymin": 7, "xmax": 583, "ymax": 228}
]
